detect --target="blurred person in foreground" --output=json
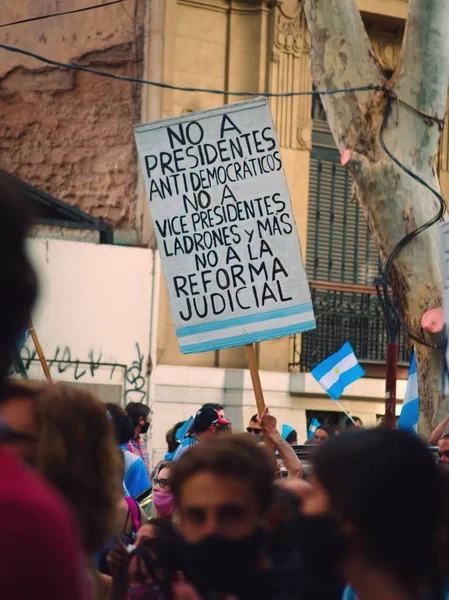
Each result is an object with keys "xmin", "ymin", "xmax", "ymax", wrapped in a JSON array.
[
  {"xmin": 170, "ymin": 434, "xmax": 338, "ymax": 600},
  {"xmin": 299, "ymin": 428, "xmax": 445, "ymax": 600},
  {"xmin": 126, "ymin": 401, "xmax": 151, "ymax": 474},
  {"xmin": 0, "ymin": 174, "xmax": 87, "ymax": 599},
  {"xmin": 107, "ymin": 518, "xmax": 187, "ymax": 600},
  {"xmin": 172, "ymin": 406, "xmax": 230, "ymax": 460}
]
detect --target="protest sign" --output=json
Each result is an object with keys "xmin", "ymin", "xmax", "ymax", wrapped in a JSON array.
[{"xmin": 134, "ymin": 97, "xmax": 315, "ymax": 355}]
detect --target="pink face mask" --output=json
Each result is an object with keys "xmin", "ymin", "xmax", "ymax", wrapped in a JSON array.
[{"xmin": 153, "ymin": 490, "xmax": 176, "ymax": 517}]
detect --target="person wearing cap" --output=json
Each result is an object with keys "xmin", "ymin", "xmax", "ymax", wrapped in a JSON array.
[{"xmin": 172, "ymin": 407, "xmax": 230, "ymax": 461}]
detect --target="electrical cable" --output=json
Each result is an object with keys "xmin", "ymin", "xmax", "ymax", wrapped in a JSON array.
[
  {"xmin": 0, "ymin": 0, "xmax": 125, "ymax": 28},
  {"xmin": 0, "ymin": 41, "xmax": 382, "ymax": 98},
  {"xmin": 378, "ymin": 93, "xmax": 446, "ymax": 349}
]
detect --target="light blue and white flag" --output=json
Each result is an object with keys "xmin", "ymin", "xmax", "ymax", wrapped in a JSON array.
[
  {"xmin": 308, "ymin": 417, "xmax": 320, "ymax": 439},
  {"xmin": 175, "ymin": 416, "xmax": 194, "ymax": 442},
  {"xmin": 398, "ymin": 348, "xmax": 419, "ymax": 432},
  {"xmin": 311, "ymin": 342, "xmax": 365, "ymax": 400}
]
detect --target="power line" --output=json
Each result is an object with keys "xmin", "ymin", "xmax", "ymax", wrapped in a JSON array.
[
  {"xmin": 0, "ymin": 0, "xmax": 125, "ymax": 29},
  {"xmin": 0, "ymin": 42, "xmax": 382, "ymax": 98}
]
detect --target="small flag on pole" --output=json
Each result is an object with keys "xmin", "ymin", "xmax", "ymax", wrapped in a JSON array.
[
  {"xmin": 398, "ymin": 348, "xmax": 419, "ymax": 432},
  {"xmin": 311, "ymin": 342, "xmax": 365, "ymax": 400},
  {"xmin": 308, "ymin": 417, "xmax": 320, "ymax": 439}
]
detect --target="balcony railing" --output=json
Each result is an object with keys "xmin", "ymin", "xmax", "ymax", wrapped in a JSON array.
[{"xmin": 291, "ymin": 281, "xmax": 409, "ymax": 371}]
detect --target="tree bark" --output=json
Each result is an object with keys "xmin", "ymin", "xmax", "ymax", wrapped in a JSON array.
[{"xmin": 302, "ymin": 0, "xmax": 449, "ymax": 438}]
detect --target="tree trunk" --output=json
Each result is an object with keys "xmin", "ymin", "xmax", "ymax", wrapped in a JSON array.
[{"xmin": 302, "ymin": 0, "xmax": 449, "ymax": 438}]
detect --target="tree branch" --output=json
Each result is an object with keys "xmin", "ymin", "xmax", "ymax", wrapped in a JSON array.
[
  {"xmin": 302, "ymin": 0, "xmax": 384, "ymax": 152},
  {"xmin": 391, "ymin": 0, "xmax": 449, "ymax": 159}
]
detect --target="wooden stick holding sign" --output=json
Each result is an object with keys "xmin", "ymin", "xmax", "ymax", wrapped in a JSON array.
[
  {"xmin": 134, "ymin": 98, "xmax": 316, "ymax": 419},
  {"xmin": 245, "ymin": 343, "xmax": 265, "ymax": 415},
  {"xmin": 28, "ymin": 319, "xmax": 52, "ymax": 382}
]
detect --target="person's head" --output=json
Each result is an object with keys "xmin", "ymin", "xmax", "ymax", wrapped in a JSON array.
[
  {"xmin": 0, "ymin": 380, "xmax": 42, "ymax": 463},
  {"xmin": 285, "ymin": 429, "xmax": 298, "ymax": 445},
  {"xmin": 171, "ymin": 433, "xmax": 273, "ymax": 543},
  {"xmin": 125, "ymin": 401, "xmax": 151, "ymax": 437},
  {"xmin": 246, "ymin": 413, "xmax": 262, "ymax": 437},
  {"xmin": 303, "ymin": 429, "xmax": 441, "ymax": 594},
  {"xmin": 345, "ymin": 416, "xmax": 363, "ymax": 429},
  {"xmin": 34, "ymin": 383, "xmax": 122, "ymax": 553},
  {"xmin": 111, "ymin": 410, "xmax": 135, "ymax": 446},
  {"xmin": 438, "ymin": 434, "xmax": 449, "ymax": 464},
  {"xmin": 191, "ymin": 406, "xmax": 230, "ymax": 440},
  {"xmin": 314, "ymin": 424, "xmax": 338, "ymax": 444},
  {"xmin": 0, "ymin": 174, "xmax": 38, "ymax": 394},
  {"xmin": 151, "ymin": 460, "xmax": 175, "ymax": 519},
  {"xmin": 129, "ymin": 519, "xmax": 186, "ymax": 589},
  {"xmin": 201, "ymin": 403, "xmax": 226, "ymax": 420},
  {"xmin": 166, "ymin": 420, "xmax": 186, "ymax": 454}
]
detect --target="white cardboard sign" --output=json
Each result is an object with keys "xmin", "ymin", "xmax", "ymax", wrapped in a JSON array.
[{"xmin": 134, "ymin": 98, "xmax": 315, "ymax": 354}]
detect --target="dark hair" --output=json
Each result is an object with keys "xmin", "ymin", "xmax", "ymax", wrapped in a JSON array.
[
  {"xmin": 313, "ymin": 429, "xmax": 441, "ymax": 594},
  {"xmin": 125, "ymin": 402, "xmax": 150, "ymax": 428},
  {"xmin": 112, "ymin": 413, "xmax": 135, "ymax": 445},
  {"xmin": 171, "ymin": 434, "xmax": 274, "ymax": 516},
  {"xmin": 317, "ymin": 424, "xmax": 339, "ymax": 438},
  {"xmin": 202, "ymin": 403, "xmax": 224, "ymax": 412},
  {"xmin": 440, "ymin": 434, "xmax": 449, "ymax": 441},
  {"xmin": 345, "ymin": 416, "xmax": 362, "ymax": 428},
  {"xmin": 166, "ymin": 421, "xmax": 186, "ymax": 454},
  {"xmin": 250, "ymin": 414, "xmax": 258, "ymax": 423},
  {"xmin": 285, "ymin": 429, "xmax": 298, "ymax": 444},
  {"xmin": 0, "ymin": 173, "xmax": 38, "ymax": 397},
  {"xmin": 133, "ymin": 519, "xmax": 186, "ymax": 587}
]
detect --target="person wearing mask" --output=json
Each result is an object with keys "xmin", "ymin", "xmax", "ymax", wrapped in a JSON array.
[
  {"xmin": 300, "ymin": 428, "xmax": 445, "ymax": 600},
  {"xmin": 170, "ymin": 434, "xmax": 337, "ymax": 600},
  {"xmin": 125, "ymin": 402, "xmax": 151, "ymax": 474},
  {"xmin": 314, "ymin": 424, "xmax": 339, "ymax": 444},
  {"xmin": 151, "ymin": 460, "xmax": 176, "ymax": 520},
  {"xmin": 110, "ymin": 406, "xmax": 151, "ymax": 498},
  {"xmin": 172, "ymin": 406, "xmax": 230, "ymax": 460},
  {"xmin": 0, "ymin": 175, "xmax": 87, "ymax": 600}
]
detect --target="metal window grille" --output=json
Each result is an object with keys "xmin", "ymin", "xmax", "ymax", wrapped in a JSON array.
[{"xmin": 291, "ymin": 145, "xmax": 409, "ymax": 370}]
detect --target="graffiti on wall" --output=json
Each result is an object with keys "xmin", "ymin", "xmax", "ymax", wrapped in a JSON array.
[{"xmin": 12, "ymin": 342, "xmax": 149, "ymax": 403}]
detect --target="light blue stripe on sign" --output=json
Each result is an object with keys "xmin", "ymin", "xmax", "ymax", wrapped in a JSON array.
[
  {"xmin": 176, "ymin": 302, "xmax": 313, "ymax": 338},
  {"xmin": 180, "ymin": 320, "xmax": 316, "ymax": 354}
]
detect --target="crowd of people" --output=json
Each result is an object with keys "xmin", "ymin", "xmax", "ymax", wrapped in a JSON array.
[{"xmin": 2, "ymin": 174, "xmax": 449, "ymax": 600}]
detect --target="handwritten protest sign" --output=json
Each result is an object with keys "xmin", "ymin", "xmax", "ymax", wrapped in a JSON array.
[{"xmin": 134, "ymin": 98, "xmax": 315, "ymax": 354}]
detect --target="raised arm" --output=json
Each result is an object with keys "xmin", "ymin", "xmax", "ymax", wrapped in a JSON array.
[
  {"xmin": 258, "ymin": 408, "xmax": 303, "ymax": 479},
  {"xmin": 429, "ymin": 413, "xmax": 449, "ymax": 446}
]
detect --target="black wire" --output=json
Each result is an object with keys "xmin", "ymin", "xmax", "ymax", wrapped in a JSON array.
[
  {"xmin": 0, "ymin": 42, "xmax": 382, "ymax": 98},
  {"xmin": 0, "ymin": 0, "xmax": 125, "ymax": 28},
  {"xmin": 379, "ymin": 94, "xmax": 446, "ymax": 349}
]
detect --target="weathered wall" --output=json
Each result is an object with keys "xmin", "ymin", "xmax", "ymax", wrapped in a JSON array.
[
  {"xmin": 15, "ymin": 237, "xmax": 153, "ymax": 408},
  {"xmin": 0, "ymin": 1, "xmax": 146, "ymax": 235}
]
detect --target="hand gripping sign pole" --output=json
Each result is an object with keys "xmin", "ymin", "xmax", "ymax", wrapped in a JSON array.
[{"xmin": 134, "ymin": 98, "xmax": 315, "ymax": 417}]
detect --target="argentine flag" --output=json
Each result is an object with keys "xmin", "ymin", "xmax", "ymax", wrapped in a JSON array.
[
  {"xmin": 398, "ymin": 348, "xmax": 419, "ymax": 431},
  {"xmin": 311, "ymin": 342, "xmax": 365, "ymax": 400},
  {"xmin": 308, "ymin": 417, "xmax": 320, "ymax": 439}
]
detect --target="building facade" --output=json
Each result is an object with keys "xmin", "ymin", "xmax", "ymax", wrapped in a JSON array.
[{"xmin": 1, "ymin": 0, "xmax": 446, "ymax": 463}]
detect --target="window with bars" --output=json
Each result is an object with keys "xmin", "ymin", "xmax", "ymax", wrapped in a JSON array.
[{"xmin": 291, "ymin": 142, "xmax": 409, "ymax": 370}]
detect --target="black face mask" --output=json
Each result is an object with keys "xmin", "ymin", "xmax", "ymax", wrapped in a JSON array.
[
  {"xmin": 140, "ymin": 421, "xmax": 150, "ymax": 435},
  {"xmin": 187, "ymin": 530, "xmax": 263, "ymax": 597},
  {"xmin": 292, "ymin": 514, "xmax": 349, "ymax": 575}
]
